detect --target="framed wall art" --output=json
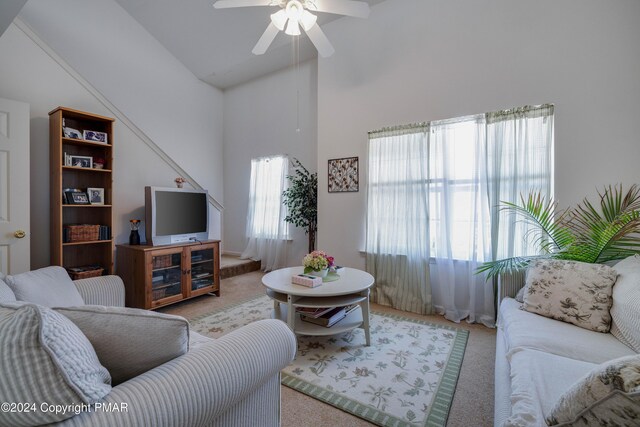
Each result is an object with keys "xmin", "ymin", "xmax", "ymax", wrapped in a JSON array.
[{"xmin": 328, "ymin": 157, "xmax": 359, "ymax": 193}]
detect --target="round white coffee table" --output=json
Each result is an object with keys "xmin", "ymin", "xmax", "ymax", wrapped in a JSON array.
[{"xmin": 262, "ymin": 267, "xmax": 374, "ymax": 346}]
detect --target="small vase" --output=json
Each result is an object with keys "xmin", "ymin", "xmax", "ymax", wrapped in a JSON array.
[
  {"xmin": 129, "ymin": 230, "xmax": 140, "ymax": 245},
  {"xmin": 129, "ymin": 219, "xmax": 141, "ymax": 245},
  {"xmin": 309, "ymin": 268, "xmax": 329, "ymax": 278}
]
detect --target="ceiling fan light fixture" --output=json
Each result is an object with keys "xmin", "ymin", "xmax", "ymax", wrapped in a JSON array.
[
  {"xmin": 215, "ymin": 0, "xmax": 371, "ymax": 56},
  {"xmin": 285, "ymin": 18, "xmax": 301, "ymax": 35},
  {"xmin": 285, "ymin": 0, "xmax": 304, "ymax": 20},
  {"xmin": 270, "ymin": 9, "xmax": 288, "ymax": 31},
  {"xmin": 300, "ymin": 9, "xmax": 317, "ymax": 31}
]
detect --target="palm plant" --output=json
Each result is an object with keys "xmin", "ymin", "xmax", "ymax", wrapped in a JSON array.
[{"xmin": 477, "ymin": 184, "xmax": 640, "ymax": 279}]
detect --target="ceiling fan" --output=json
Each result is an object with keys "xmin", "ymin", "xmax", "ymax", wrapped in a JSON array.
[{"xmin": 213, "ymin": 0, "xmax": 370, "ymax": 57}]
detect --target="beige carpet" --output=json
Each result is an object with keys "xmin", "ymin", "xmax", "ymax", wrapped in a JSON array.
[{"xmin": 161, "ymin": 271, "xmax": 496, "ymax": 427}]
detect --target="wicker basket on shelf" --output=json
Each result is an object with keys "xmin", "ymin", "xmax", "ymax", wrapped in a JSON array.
[
  {"xmin": 67, "ymin": 266, "xmax": 104, "ymax": 280},
  {"xmin": 65, "ymin": 224, "xmax": 100, "ymax": 242}
]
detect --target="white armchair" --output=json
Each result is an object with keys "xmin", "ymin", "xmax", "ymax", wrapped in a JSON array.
[
  {"xmin": 1, "ymin": 273, "xmax": 296, "ymax": 427},
  {"xmin": 73, "ymin": 275, "xmax": 126, "ymax": 307}
]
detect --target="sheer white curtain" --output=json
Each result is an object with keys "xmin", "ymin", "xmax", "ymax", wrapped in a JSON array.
[
  {"xmin": 486, "ymin": 105, "xmax": 555, "ymax": 263},
  {"xmin": 366, "ymin": 105, "xmax": 554, "ymax": 326},
  {"xmin": 366, "ymin": 126, "xmax": 432, "ymax": 315},
  {"xmin": 429, "ymin": 116, "xmax": 494, "ymax": 326},
  {"xmin": 241, "ymin": 155, "xmax": 289, "ymax": 271}
]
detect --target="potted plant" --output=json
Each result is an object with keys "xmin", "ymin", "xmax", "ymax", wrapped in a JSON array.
[
  {"xmin": 478, "ymin": 184, "xmax": 640, "ymax": 279},
  {"xmin": 282, "ymin": 158, "xmax": 318, "ymax": 253}
]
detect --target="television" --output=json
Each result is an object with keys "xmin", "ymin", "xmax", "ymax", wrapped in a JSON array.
[{"xmin": 145, "ymin": 186, "xmax": 209, "ymax": 246}]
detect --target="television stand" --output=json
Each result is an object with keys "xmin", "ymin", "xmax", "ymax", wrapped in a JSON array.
[{"xmin": 116, "ymin": 240, "xmax": 220, "ymax": 309}]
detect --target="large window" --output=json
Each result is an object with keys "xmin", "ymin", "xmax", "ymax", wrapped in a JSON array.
[
  {"xmin": 428, "ymin": 118, "xmax": 486, "ymax": 261},
  {"xmin": 367, "ymin": 119, "xmax": 487, "ymax": 261},
  {"xmin": 366, "ymin": 104, "xmax": 554, "ymax": 322},
  {"xmin": 367, "ymin": 108, "xmax": 554, "ymax": 262},
  {"xmin": 246, "ymin": 155, "xmax": 289, "ymax": 239}
]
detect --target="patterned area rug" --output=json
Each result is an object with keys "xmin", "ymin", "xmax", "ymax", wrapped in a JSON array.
[{"xmin": 190, "ymin": 295, "xmax": 469, "ymax": 427}]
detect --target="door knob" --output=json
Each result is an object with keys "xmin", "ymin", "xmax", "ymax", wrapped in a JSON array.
[{"xmin": 14, "ymin": 230, "xmax": 26, "ymax": 239}]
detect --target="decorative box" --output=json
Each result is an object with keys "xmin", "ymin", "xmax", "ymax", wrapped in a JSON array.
[{"xmin": 292, "ymin": 274, "xmax": 323, "ymax": 288}]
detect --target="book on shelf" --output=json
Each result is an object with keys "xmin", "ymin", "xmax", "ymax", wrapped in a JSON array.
[
  {"xmin": 296, "ymin": 306, "xmax": 334, "ymax": 319},
  {"xmin": 98, "ymin": 225, "xmax": 111, "ymax": 240},
  {"xmin": 300, "ymin": 304, "xmax": 359, "ymax": 328},
  {"xmin": 192, "ymin": 278, "xmax": 212, "ymax": 289},
  {"xmin": 193, "ymin": 271, "xmax": 210, "ymax": 278}
]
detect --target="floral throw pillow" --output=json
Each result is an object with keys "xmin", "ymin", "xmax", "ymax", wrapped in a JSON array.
[
  {"xmin": 522, "ymin": 259, "xmax": 617, "ymax": 332},
  {"xmin": 546, "ymin": 354, "xmax": 640, "ymax": 426}
]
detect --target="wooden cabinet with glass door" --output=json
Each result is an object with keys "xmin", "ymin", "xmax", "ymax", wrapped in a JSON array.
[
  {"xmin": 116, "ymin": 240, "xmax": 220, "ymax": 309},
  {"xmin": 187, "ymin": 244, "xmax": 219, "ymax": 298}
]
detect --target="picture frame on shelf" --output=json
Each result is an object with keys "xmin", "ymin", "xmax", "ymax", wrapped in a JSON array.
[
  {"xmin": 62, "ymin": 187, "xmax": 81, "ymax": 204},
  {"xmin": 328, "ymin": 156, "xmax": 359, "ymax": 193},
  {"xmin": 69, "ymin": 155, "xmax": 93, "ymax": 168},
  {"xmin": 83, "ymin": 130, "xmax": 108, "ymax": 144},
  {"xmin": 63, "ymin": 127, "xmax": 82, "ymax": 139},
  {"xmin": 87, "ymin": 187, "xmax": 105, "ymax": 205},
  {"xmin": 64, "ymin": 190, "xmax": 90, "ymax": 205}
]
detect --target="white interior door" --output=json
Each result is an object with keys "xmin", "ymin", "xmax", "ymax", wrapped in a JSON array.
[{"xmin": 0, "ymin": 98, "xmax": 30, "ymax": 275}]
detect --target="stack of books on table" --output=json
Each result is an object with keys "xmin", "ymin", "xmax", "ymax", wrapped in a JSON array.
[{"xmin": 298, "ymin": 304, "xmax": 359, "ymax": 328}]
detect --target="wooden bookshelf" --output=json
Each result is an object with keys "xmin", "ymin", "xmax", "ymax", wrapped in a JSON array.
[{"xmin": 49, "ymin": 107, "xmax": 115, "ymax": 275}]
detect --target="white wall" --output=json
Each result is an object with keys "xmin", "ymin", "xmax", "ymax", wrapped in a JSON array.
[
  {"xmin": 0, "ymin": 24, "xmax": 202, "ymax": 268},
  {"xmin": 316, "ymin": 0, "xmax": 640, "ymax": 270},
  {"xmin": 0, "ymin": 0, "xmax": 27, "ymax": 38},
  {"xmin": 19, "ymin": 0, "xmax": 224, "ymax": 205},
  {"xmin": 223, "ymin": 60, "xmax": 318, "ymax": 266}
]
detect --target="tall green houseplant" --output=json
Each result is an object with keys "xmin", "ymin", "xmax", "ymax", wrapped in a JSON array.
[
  {"xmin": 478, "ymin": 184, "xmax": 640, "ymax": 278},
  {"xmin": 282, "ymin": 158, "xmax": 318, "ymax": 253}
]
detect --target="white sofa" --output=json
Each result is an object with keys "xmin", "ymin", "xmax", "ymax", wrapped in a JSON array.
[
  {"xmin": 494, "ymin": 264, "xmax": 639, "ymax": 426},
  {"xmin": 0, "ymin": 270, "xmax": 297, "ymax": 427}
]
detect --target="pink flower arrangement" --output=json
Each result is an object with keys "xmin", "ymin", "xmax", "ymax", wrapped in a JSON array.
[{"xmin": 303, "ymin": 250, "xmax": 335, "ymax": 273}]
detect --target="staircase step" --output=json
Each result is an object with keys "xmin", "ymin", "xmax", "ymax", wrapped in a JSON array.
[{"xmin": 220, "ymin": 255, "xmax": 261, "ymax": 279}]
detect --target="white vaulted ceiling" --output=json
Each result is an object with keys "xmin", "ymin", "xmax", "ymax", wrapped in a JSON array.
[{"xmin": 114, "ymin": 0, "xmax": 384, "ymax": 89}]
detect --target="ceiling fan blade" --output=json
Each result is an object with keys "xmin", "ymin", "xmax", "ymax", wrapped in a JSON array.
[
  {"xmin": 252, "ymin": 22, "xmax": 280, "ymax": 55},
  {"xmin": 213, "ymin": 0, "xmax": 274, "ymax": 9},
  {"xmin": 303, "ymin": 23, "xmax": 335, "ymax": 57},
  {"xmin": 309, "ymin": 0, "xmax": 370, "ymax": 18}
]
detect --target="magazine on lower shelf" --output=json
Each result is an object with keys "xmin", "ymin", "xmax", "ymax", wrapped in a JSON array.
[
  {"xmin": 296, "ymin": 306, "xmax": 334, "ymax": 319},
  {"xmin": 299, "ymin": 304, "xmax": 359, "ymax": 327}
]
